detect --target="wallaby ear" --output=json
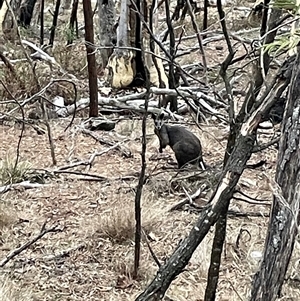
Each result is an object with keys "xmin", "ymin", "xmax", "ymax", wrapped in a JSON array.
[
  {"xmin": 158, "ymin": 112, "xmax": 165, "ymax": 120},
  {"xmin": 151, "ymin": 113, "xmax": 157, "ymax": 120}
]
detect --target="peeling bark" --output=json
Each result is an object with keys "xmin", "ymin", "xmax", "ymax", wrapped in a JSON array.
[
  {"xmin": 250, "ymin": 48, "xmax": 300, "ymax": 301},
  {"xmin": 98, "ymin": 0, "xmax": 115, "ymax": 68},
  {"xmin": 106, "ymin": 0, "xmax": 167, "ymax": 89}
]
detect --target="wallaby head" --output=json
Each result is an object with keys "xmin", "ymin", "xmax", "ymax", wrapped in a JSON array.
[
  {"xmin": 152, "ymin": 112, "xmax": 169, "ymax": 153},
  {"xmin": 152, "ymin": 112, "xmax": 165, "ymax": 130},
  {"xmin": 151, "ymin": 112, "xmax": 205, "ymax": 169}
]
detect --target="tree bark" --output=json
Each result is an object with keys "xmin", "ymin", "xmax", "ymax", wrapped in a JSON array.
[
  {"xmin": 250, "ymin": 48, "xmax": 300, "ymax": 301},
  {"xmin": 18, "ymin": 0, "xmax": 37, "ymax": 27},
  {"xmin": 83, "ymin": 0, "xmax": 98, "ymax": 117},
  {"xmin": 67, "ymin": 0, "xmax": 79, "ymax": 45},
  {"xmin": 49, "ymin": 0, "xmax": 61, "ymax": 46},
  {"xmin": 97, "ymin": 0, "xmax": 115, "ymax": 68}
]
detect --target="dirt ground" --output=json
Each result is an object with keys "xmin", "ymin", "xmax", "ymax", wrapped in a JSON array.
[{"xmin": 1, "ymin": 115, "xmax": 300, "ymax": 301}]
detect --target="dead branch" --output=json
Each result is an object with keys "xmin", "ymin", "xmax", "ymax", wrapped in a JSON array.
[
  {"xmin": 169, "ymin": 187, "xmax": 204, "ymax": 211},
  {"xmin": 0, "ymin": 221, "xmax": 63, "ymax": 267},
  {"xmin": 142, "ymin": 229, "xmax": 161, "ymax": 268},
  {"xmin": 186, "ymin": 0, "xmax": 207, "ymax": 75},
  {"xmin": 53, "ymin": 170, "xmax": 108, "ymax": 181},
  {"xmin": 0, "ymin": 180, "xmax": 49, "ymax": 194},
  {"xmin": 81, "ymin": 128, "xmax": 132, "ymax": 158},
  {"xmin": 55, "ymin": 143, "xmax": 125, "ymax": 172}
]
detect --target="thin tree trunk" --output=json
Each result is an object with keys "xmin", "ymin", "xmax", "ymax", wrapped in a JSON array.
[
  {"xmin": 40, "ymin": 0, "xmax": 44, "ymax": 45},
  {"xmin": 250, "ymin": 49, "xmax": 300, "ymax": 301},
  {"xmin": 67, "ymin": 0, "xmax": 78, "ymax": 45},
  {"xmin": 204, "ymin": 210, "xmax": 228, "ymax": 301},
  {"xmin": 49, "ymin": 0, "xmax": 61, "ymax": 46},
  {"xmin": 83, "ymin": 0, "xmax": 98, "ymax": 117}
]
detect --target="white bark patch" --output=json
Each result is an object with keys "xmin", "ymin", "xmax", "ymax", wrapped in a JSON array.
[{"xmin": 210, "ymin": 171, "xmax": 231, "ymax": 206}]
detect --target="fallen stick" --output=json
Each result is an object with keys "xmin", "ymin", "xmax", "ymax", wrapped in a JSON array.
[
  {"xmin": 0, "ymin": 181, "xmax": 48, "ymax": 194},
  {"xmin": 0, "ymin": 221, "xmax": 63, "ymax": 267}
]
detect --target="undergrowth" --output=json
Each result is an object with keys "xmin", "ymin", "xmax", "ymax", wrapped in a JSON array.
[{"xmin": 0, "ymin": 156, "xmax": 31, "ymax": 185}]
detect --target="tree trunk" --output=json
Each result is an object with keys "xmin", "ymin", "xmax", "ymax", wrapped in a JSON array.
[
  {"xmin": 250, "ymin": 49, "xmax": 300, "ymax": 301},
  {"xmin": 39, "ymin": 0, "xmax": 44, "ymax": 45},
  {"xmin": 49, "ymin": 0, "xmax": 61, "ymax": 46},
  {"xmin": 67, "ymin": 0, "xmax": 78, "ymax": 45},
  {"xmin": 83, "ymin": 0, "xmax": 98, "ymax": 117},
  {"xmin": 106, "ymin": 0, "xmax": 168, "ymax": 89},
  {"xmin": 97, "ymin": 0, "xmax": 115, "ymax": 68},
  {"xmin": 18, "ymin": 0, "xmax": 37, "ymax": 27}
]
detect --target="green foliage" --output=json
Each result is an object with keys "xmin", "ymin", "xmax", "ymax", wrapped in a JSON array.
[
  {"xmin": 273, "ymin": 0, "xmax": 298, "ymax": 11},
  {"xmin": 0, "ymin": 157, "xmax": 31, "ymax": 186},
  {"xmin": 64, "ymin": 26, "xmax": 76, "ymax": 42},
  {"xmin": 264, "ymin": 33, "xmax": 300, "ymax": 54}
]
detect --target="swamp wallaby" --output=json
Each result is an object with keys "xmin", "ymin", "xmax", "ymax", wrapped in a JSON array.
[{"xmin": 152, "ymin": 112, "xmax": 205, "ymax": 169}]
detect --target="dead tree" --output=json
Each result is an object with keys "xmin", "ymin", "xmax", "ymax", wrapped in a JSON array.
[
  {"xmin": 250, "ymin": 48, "xmax": 300, "ymax": 301},
  {"xmin": 204, "ymin": 2, "xmax": 283, "ymax": 300},
  {"xmin": 97, "ymin": 0, "xmax": 115, "ymax": 68},
  {"xmin": 106, "ymin": 0, "xmax": 168, "ymax": 89},
  {"xmin": 83, "ymin": 0, "xmax": 98, "ymax": 117}
]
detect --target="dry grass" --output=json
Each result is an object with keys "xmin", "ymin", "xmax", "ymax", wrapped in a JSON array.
[
  {"xmin": 88, "ymin": 197, "xmax": 162, "ymax": 243},
  {"xmin": 0, "ymin": 156, "xmax": 32, "ymax": 185},
  {"xmin": 0, "ymin": 202, "xmax": 16, "ymax": 229},
  {"xmin": 0, "ymin": 276, "xmax": 33, "ymax": 301}
]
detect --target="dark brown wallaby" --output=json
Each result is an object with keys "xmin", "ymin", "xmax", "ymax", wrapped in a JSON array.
[{"xmin": 152, "ymin": 112, "xmax": 205, "ymax": 169}]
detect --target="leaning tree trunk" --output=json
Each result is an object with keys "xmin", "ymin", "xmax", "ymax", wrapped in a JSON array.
[
  {"xmin": 250, "ymin": 47, "xmax": 300, "ymax": 301},
  {"xmin": 97, "ymin": 0, "xmax": 115, "ymax": 69},
  {"xmin": 106, "ymin": 0, "xmax": 168, "ymax": 89}
]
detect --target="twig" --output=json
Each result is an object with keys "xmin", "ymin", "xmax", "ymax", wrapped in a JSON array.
[
  {"xmin": 41, "ymin": 98, "xmax": 57, "ymax": 166},
  {"xmin": 0, "ymin": 221, "xmax": 63, "ymax": 267},
  {"xmin": 81, "ymin": 128, "xmax": 132, "ymax": 158},
  {"xmin": 232, "ymin": 196, "xmax": 271, "ymax": 206},
  {"xmin": 53, "ymin": 170, "xmax": 108, "ymax": 181},
  {"xmin": 0, "ymin": 80, "xmax": 26, "ymax": 185},
  {"xmin": 169, "ymin": 187, "xmax": 203, "ymax": 211},
  {"xmin": 142, "ymin": 229, "xmax": 161, "ymax": 267}
]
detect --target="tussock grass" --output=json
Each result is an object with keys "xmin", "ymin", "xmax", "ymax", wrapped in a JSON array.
[
  {"xmin": 0, "ymin": 202, "xmax": 16, "ymax": 229},
  {"xmin": 89, "ymin": 198, "xmax": 163, "ymax": 243},
  {"xmin": 0, "ymin": 157, "xmax": 31, "ymax": 186},
  {"xmin": 0, "ymin": 276, "xmax": 33, "ymax": 301}
]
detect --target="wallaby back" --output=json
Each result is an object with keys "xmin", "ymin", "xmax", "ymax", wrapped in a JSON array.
[{"xmin": 152, "ymin": 112, "xmax": 205, "ymax": 168}]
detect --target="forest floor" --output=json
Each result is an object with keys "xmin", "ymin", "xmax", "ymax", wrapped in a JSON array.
[{"xmin": 1, "ymin": 114, "xmax": 299, "ymax": 301}]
